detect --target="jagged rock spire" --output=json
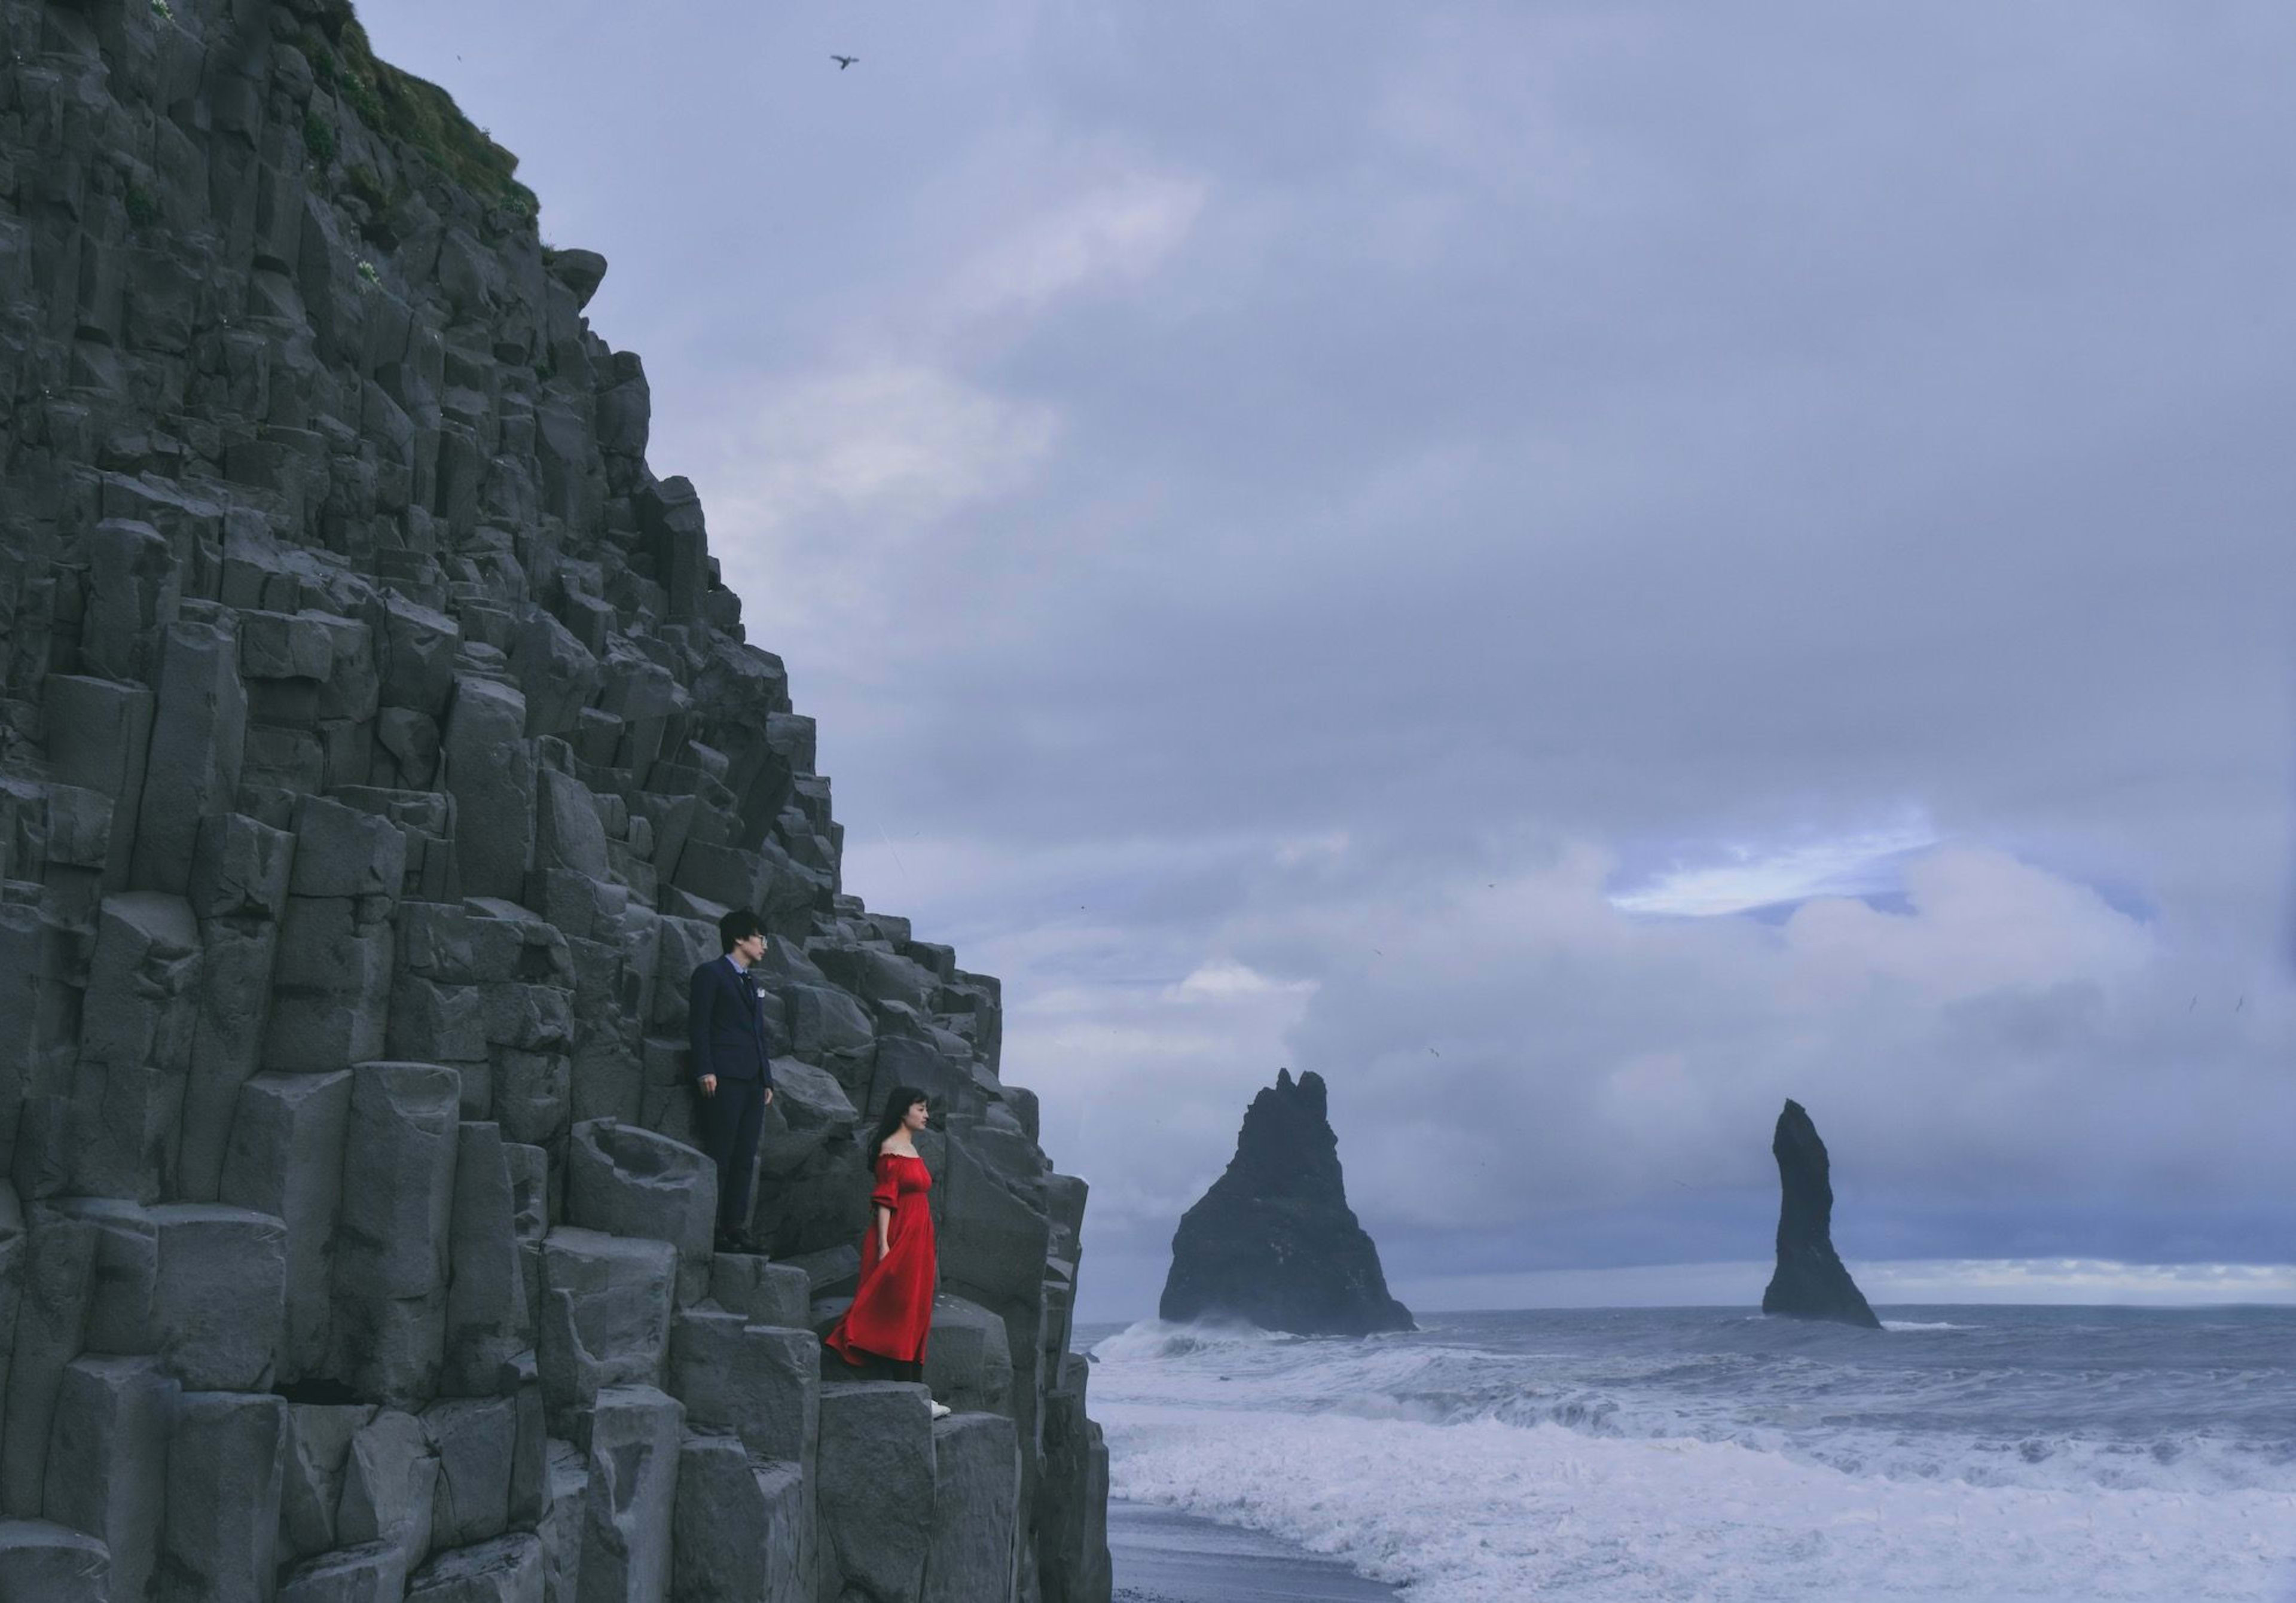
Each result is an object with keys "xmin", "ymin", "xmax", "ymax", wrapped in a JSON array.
[
  {"xmin": 1159, "ymin": 1070, "xmax": 1413, "ymax": 1336},
  {"xmin": 1760, "ymin": 1098, "xmax": 1882, "ymax": 1329}
]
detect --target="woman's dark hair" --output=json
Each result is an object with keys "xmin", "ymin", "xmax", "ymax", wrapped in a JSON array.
[{"xmin": 866, "ymin": 1085, "xmax": 929, "ymax": 1170}]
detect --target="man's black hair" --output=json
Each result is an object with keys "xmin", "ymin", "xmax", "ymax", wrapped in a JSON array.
[{"xmin": 718, "ymin": 907, "xmax": 764, "ymax": 954}]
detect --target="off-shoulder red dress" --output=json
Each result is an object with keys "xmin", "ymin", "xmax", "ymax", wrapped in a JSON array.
[{"xmin": 824, "ymin": 1150, "xmax": 936, "ymax": 1366}]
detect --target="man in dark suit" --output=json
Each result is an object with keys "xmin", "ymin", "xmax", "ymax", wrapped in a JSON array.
[{"xmin": 690, "ymin": 907, "xmax": 776, "ymax": 1253}]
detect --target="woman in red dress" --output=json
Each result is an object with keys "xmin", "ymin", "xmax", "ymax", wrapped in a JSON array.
[{"xmin": 823, "ymin": 1086, "xmax": 949, "ymax": 1416}]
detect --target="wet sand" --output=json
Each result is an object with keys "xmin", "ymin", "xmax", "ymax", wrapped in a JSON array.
[{"xmin": 1110, "ymin": 1498, "xmax": 1402, "ymax": 1603}]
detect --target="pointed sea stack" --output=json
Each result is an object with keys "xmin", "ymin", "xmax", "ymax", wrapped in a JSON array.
[
  {"xmin": 1761, "ymin": 1099, "xmax": 1882, "ymax": 1329},
  {"xmin": 1160, "ymin": 1069, "xmax": 1415, "ymax": 1335}
]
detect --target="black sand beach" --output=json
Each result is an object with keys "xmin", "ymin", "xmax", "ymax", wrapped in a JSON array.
[{"xmin": 1110, "ymin": 1498, "xmax": 1402, "ymax": 1603}]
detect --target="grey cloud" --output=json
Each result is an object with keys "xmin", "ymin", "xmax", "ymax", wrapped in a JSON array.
[{"xmin": 358, "ymin": 1, "xmax": 2296, "ymax": 1320}]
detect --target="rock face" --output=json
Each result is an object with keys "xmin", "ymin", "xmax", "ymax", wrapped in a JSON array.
[
  {"xmin": 1760, "ymin": 1099, "xmax": 1882, "ymax": 1329},
  {"xmin": 1159, "ymin": 1070, "xmax": 1413, "ymax": 1336},
  {"xmin": 0, "ymin": 0, "xmax": 1109, "ymax": 1597}
]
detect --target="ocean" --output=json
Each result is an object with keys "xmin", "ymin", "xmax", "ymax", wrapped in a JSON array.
[{"xmin": 1079, "ymin": 1306, "xmax": 2296, "ymax": 1602}]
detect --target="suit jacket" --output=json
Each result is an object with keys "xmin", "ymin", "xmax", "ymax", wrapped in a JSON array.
[{"xmin": 689, "ymin": 956, "xmax": 774, "ymax": 1088}]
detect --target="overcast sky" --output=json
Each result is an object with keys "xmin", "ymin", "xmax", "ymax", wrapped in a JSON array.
[{"xmin": 361, "ymin": 1, "xmax": 2296, "ymax": 1320}]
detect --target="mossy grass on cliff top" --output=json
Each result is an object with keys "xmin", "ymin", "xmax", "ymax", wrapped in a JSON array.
[{"xmin": 301, "ymin": 0, "xmax": 539, "ymax": 224}]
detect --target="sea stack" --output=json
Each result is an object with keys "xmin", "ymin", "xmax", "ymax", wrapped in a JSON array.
[
  {"xmin": 1160, "ymin": 1069, "xmax": 1415, "ymax": 1335},
  {"xmin": 1761, "ymin": 1099, "xmax": 1883, "ymax": 1329}
]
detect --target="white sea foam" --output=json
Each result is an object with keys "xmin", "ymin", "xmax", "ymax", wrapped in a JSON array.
[
  {"xmin": 1879, "ymin": 1319, "xmax": 1969, "ymax": 1331},
  {"xmin": 1089, "ymin": 1316, "xmax": 2296, "ymax": 1602}
]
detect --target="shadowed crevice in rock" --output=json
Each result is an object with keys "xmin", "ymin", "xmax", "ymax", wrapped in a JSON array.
[
  {"xmin": 1159, "ymin": 1069, "xmax": 1414, "ymax": 1336},
  {"xmin": 1760, "ymin": 1098, "xmax": 1882, "ymax": 1329}
]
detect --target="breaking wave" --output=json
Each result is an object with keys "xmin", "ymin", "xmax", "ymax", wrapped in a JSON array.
[{"xmin": 1088, "ymin": 1307, "xmax": 2296, "ymax": 1602}]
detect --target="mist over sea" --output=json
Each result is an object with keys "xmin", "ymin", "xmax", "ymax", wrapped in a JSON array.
[{"xmin": 1080, "ymin": 1306, "xmax": 2296, "ymax": 1602}]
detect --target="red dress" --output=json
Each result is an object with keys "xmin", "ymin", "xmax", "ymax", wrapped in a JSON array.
[{"xmin": 824, "ymin": 1151, "xmax": 936, "ymax": 1366}]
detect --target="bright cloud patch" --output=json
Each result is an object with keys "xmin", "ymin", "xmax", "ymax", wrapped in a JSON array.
[
  {"xmin": 951, "ymin": 171, "xmax": 1207, "ymax": 325},
  {"xmin": 700, "ymin": 361, "xmax": 1057, "ymax": 541},
  {"xmin": 1781, "ymin": 845, "xmax": 2157, "ymax": 1003},
  {"xmin": 1168, "ymin": 960, "xmax": 1315, "ymax": 1002},
  {"xmin": 1608, "ymin": 814, "xmax": 1943, "ymax": 917}
]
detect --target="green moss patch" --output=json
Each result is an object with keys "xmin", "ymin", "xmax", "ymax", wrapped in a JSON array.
[{"xmin": 301, "ymin": 0, "xmax": 540, "ymax": 224}]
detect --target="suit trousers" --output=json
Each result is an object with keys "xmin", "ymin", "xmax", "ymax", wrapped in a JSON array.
[{"xmin": 697, "ymin": 1075, "xmax": 765, "ymax": 1233}]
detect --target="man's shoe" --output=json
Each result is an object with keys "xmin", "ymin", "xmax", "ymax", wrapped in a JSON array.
[
  {"xmin": 928, "ymin": 1400, "xmax": 951, "ymax": 1420},
  {"xmin": 713, "ymin": 1228, "xmax": 746, "ymax": 1254}
]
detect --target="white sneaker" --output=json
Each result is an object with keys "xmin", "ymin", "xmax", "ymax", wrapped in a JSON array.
[{"xmin": 928, "ymin": 1399, "xmax": 952, "ymax": 1420}]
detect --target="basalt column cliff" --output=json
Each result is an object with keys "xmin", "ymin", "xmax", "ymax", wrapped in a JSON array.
[{"xmin": 0, "ymin": 0, "xmax": 1110, "ymax": 1598}]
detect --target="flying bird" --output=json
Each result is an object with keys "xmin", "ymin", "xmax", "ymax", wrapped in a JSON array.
[
  {"xmin": 1428, "ymin": 1048, "xmax": 1440, "ymax": 1057},
  {"xmin": 831, "ymin": 54, "xmax": 859, "ymax": 69}
]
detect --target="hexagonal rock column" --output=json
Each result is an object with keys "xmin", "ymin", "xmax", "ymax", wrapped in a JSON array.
[
  {"xmin": 1, "ymin": 1208, "xmax": 99, "ymax": 1516},
  {"xmin": 579, "ymin": 1385, "xmax": 683, "ymax": 1603},
  {"xmin": 0, "ymin": 1519, "xmax": 110, "ymax": 1602},
  {"xmin": 565, "ymin": 1119, "xmax": 716, "ymax": 1306},
  {"xmin": 50, "ymin": 1199, "xmax": 283, "ymax": 1385},
  {"xmin": 406, "ymin": 1531, "xmax": 546, "ymax": 1601},
  {"xmin": 707, "ymin": 1253, "xmax": 811, "ymax": 1329},
  {"xmin": 265, "ymin": 890, "xmax": 396, "ymax": 1076},
  {"xmin": 331, "ymin": 1061, "xmax": 463, "ymax": 1404},
  {"xmin": 1041, "ymin": 1364, "xmax": 1112, "ymax": 1603},
  {"xmin": 129, "ymin": 618, "xmax": 247, "ymax": 896},
  {"xmin": 921, "ymin": 1294, "xmax": 1015, "ymax": 1418},
  {"xmin": 161, "ymin": 1390, "xmax": 286, "ymax": 1603},
  {"xmin": 922, "ymin": 1412, "xmax": 1021, "ymax": 1603},
  {"xmin": 279, "ymin": 1402, "xmax": 377, "ymax": 1568},
  {"xmin": 151, "ymin": 1204, "xmax": 288, "ymax": 1389},
  {"xmin": 41, "ymin": 672, "xmax": 156, "ymax": 899},
  {"xmin": 671, "ymin": 1437, "xmax": 804, "ymax": 1603},
  {"xmin": 261, "ymin": 796, "xmax": 406, "ymax": 1077},
  {"xmin": 180, "ymin": 813, "xmax": 294, "ymax": 1202},
  {"xmin": 665, "ymin": 1310, "xmax": 818, "ymax": 1595},
  {"xmin": 538, "ymin": 1441, "xmax": 588, "ymax": 1603},
  {"xmin": 444, "ymin": 1122, "xmax": 532, "ymax": 1395},
  {"xmin": 222, "ymin": 1070, "xmax": 354, "ymax": 1383},
  {"xmin": 816, "ymin": 1382, "xmax": 936, "ymax": 1603},
  {"xmin": 442, "ymin": 675, "xmax": 535, "ymax": 903},
  {"xmin": 277, "ymin": 1541, "xmax": 410, "ymax": 1603},
  {"xmin": 336, "ymin": 1409, "xmax": 441, "ymax": 1578},
  {"xmin": 535, "ymin": 1229, "xmax": 676, "ymax": 1437},
  {"xmin": 934, "ymin": 1133, "xmax": 1053, "ymax": 1540},
  {"xmin": 71, "ymin": 892, "xmax": 202, "ymax": 1201},
  {"xmin": 665, "ymin": 1312, "xmax": 819, "ymax": 1469},
  {"xmin": 43, "ymin": 1355, "xmax": 178, "ymax": 1603},
  {"xmin": 422, "ymin": 1396, "xmax": 520, "ymax": 1550}
]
